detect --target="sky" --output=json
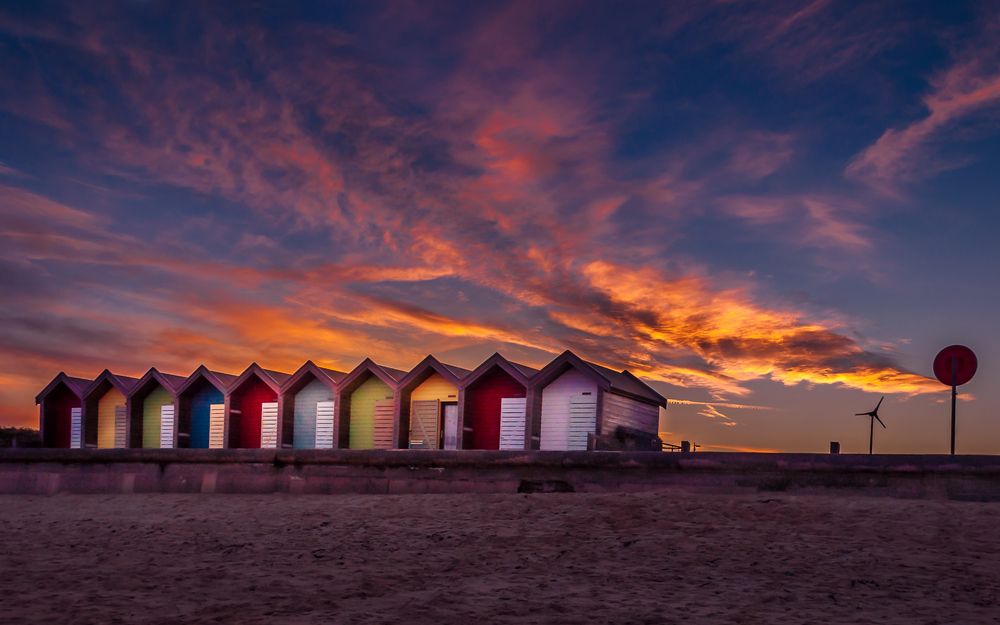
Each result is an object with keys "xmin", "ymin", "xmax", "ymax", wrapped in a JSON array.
[{"xmin": 1, "ymin": 1, "xmax": 998, "ymax": 453}]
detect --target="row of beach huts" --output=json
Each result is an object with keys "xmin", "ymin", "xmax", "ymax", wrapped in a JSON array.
[{"xmin": 35, "ymin": 351, "xmax": 666, "ymax": 451}]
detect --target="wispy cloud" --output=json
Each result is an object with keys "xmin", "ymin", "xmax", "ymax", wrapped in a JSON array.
[{"xmin": 846, "ymin": 14, "xmax": 1000, "ymax": 194}]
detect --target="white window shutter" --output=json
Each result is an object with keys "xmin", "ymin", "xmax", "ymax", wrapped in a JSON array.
[
  {"xmin": 260, "ymin": 402, "xmax": 279, "ymax": 449},
  {"xmin": 499, "ymin": 398, "xmax": 527, "ymax": 450},
  {"xmin": 314, "ymin": 401, "xmax": 335, "ymax": 449}
]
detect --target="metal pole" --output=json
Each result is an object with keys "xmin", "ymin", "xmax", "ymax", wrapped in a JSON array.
[
  {"xmin": 951, "ymin": 357, "xmax": 957, "ymax": 456},
  {"xmin": 869, "ymin": 416, "xmax": 874, "ymax": 455}
]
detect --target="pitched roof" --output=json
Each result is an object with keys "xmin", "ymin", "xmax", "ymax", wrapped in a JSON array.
[
  {"xmin": 34, "ymin": 372, "xmax": 93, "ymax": 404},
  {"xmin": 229, "ymin": 363, "xmax": 290, "ymax": 394},
  {"xmin": 280, "ymin": 360, "xmax": 347, "ymax": 394},
  {"xmin": 339, "ymin": 358, "xmax": 405, "ymax": 393},
  {"xmin": 398, "ymin": 355, "xmax": 469, "ymax": 391},
  {"xmin": 83, "ymin": 369, "xmax": 140, "ymax": 399},
  {"xmin": 531, "ymin": 350, "xmax": 665, "ymax": 406},
  {"xmin": 175, "ymin": 365, "xmax": 239, "ymax": 396},
  {"xmin": 460, "ymin": 352, "xmax": 537, "ymax": 389},
  {"xmin": 129, "ymin": 367, "xmax": 188, "ymax": 399}
]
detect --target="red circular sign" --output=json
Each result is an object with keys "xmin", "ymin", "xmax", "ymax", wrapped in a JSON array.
[{"xmin": 933, "ymin": 345, "xmax": 977, "ymax": 386}]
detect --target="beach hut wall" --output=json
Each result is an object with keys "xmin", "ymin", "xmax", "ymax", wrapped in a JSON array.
[
  {"xmin": 174, "ymin": 366, "xmax": 236, "ymax": 448},
  {"xmin": 336, "ymin": 359, "xmax": 405, "ymax": 449},
  {"xmin": 81, "ymin": 370, "xmax": 138, "ymax": 449},
  {"xmin": 458, "ymin": 353, "xmax": 536, "ymax": 450},
  {"xmin": 35, "ymin": 373, "xmax": 91, "ymax": 448},
  {"xmin": 397, "ymin": 356, "xmax": 468, "ymax": 450},
  {"xmin": 279, "ymin": 361, "xmax": 345, "ymax": 449},
  {"xmin": 225, "ymin": 364, "xmax": 288, "ymax": 449}
]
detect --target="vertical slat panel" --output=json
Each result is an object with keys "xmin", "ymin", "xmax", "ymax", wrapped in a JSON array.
[
  {"xmin": 540, "ymin": 370, "xmax": 597, "ymax": 451},
  {"xmin": 499, "ymin": 397, "xmax": 527, "ymax": 450},
  {"xmin": 293, "ymin": 379, "xmax": 333, "ymax": 449},
  {"xmin": 260, "ymin": 402, "xmax": 279, "ymax": 449},
  {"xmin": 160, "ymin": 404, "xmax": 175, "ymax": 449},
  {"xmin": 208, "ymin": 404, "xmax": 225, "ymax": 449},
  {"xmin": 114, "ymin": 405, "xmax": 127, "ymax": 448},
  {"xmin": 372, "ymin": 399, "xmax": 395, "ymax": 449},
  {"xmin": 568, "ymin": 393, "xmax": 597, "ymax": 451},
  {"xmin": 442, "ymin": 404, "xmax": 458, "ymax": 450},
  {"xmin": 409, "ymin": 399, "xmax": 440, "ymax": 449},
  {"xmin": 70, "ymin": 407, "xmax": 82, "ymax": 449},
  {"xmin": 314, "ymin": 400, "xmax": 336, "ymax": 449}
]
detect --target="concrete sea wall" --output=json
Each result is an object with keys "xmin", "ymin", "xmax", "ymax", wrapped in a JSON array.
[{"xmin": 2, "ymin": 449, "xmax": 1000, "ymax": 500}]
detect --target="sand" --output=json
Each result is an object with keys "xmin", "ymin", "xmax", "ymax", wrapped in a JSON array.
[{"xmin": 1, "ymin": 491, "xmax": 998, "ymax": 625}]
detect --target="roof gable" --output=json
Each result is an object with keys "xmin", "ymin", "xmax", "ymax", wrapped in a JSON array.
[
  {"xmin": 35, "ymin": 372, "xmax": 93, "ymax": 404},
  {"xmin": 460, "ymin": 352, "xmax": 536, "ymax": 389},
  {"xmin": 280, "ymin": 360, "xmax": 346, "ymax": 395},
  {"xmin": 229, "ymin": 362, "xmax": 289, "ymax": 395},
  {"xmin": 175, "ymin": 365, "xmax": 238, "ymax": 397},
  {"xmin": 128, "ymin": 367, "xmax": 187, "ymax": 400},
  {"xmin": 398, "ymin": 355, "xmax": 468, "ymax": 392},
  {"xmin": 83, "ymin": 369, "xmax": 140, "ymax": 400},
  {"xmin": 529, "ymin": 350, "xmax": 665, "ymax": 406},
  {"xmin": 338, "ymin": 358, "xmax": 403, "ymax": 395}
]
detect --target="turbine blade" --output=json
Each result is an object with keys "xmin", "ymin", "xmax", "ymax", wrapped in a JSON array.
[
  {"xmin": 855, "ymin": 412, "xmax": 868, "ymax": 416},
  {"xmin": 875, "ymin": 396, "xmax": 884, "ymax": 411},
  {"xmin": 876, "ymin": 415, "xmax": 886, "ymax": 429}
]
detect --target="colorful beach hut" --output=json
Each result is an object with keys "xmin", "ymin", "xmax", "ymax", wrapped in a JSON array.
[
  {"xmin": 81, "ymin": 370, "xmax": 139, "ymax": 449},
  {"xmin": 397, "ymin": 356, "xmax": 469, "ymax": 450},
  {"xmin": 528, "ymin": 351, "xmax": 665, "ymax": 451},
  {"xmin": 279, "ymin": 361, "xmax": 346, "ymax": 449},
  {"xmin": 336, "ymin": 359, "xmax": 405, "ymax": 449},
  {"xmin": 174, "ymin": 366, "xmax": 237, "ymax": 448},
  {"xmin": 125, "ymin": 368, "xmax": 187, "ymax": 448},
  {"xmin": 36, "ymin": 372, "xmax": 92, "ymax": 448},
  {"xmin": 458, "ymin": 353, "xmax": 537, "ymax": 450},
  {"xmin": 225, "ymin": 364, "xmax": 289, "ymax": 449}
]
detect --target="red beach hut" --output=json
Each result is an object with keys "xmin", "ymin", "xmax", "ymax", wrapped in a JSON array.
[
  {"xmin": 458, "ymin": 353, "xmax": 537, "ymax": 450},
  {"xmin": 36, "ymin": 372, "xmax": 92, "ymax": 448},
  {"xmin": 225, "ymin": 363, "xmax": 289, "ymax": 449}
]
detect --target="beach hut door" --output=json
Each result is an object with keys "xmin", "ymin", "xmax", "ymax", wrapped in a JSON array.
[
  {"xmin": 373, "ymin": 399, "xmax": 395, "ymax": 449},
  {"xmin": 70, "ymin": 407, "xmax": 83, "ymax": 449},
  {"xmin": 315, "ymin": 401, "xmax": 335, "ymax": 448},
  {"xmin": 409, "ymin": 400, "xmax": 440, "ymax": 449},
  {"xmin": 209, "ymin": 404, "xmax": 225, "ymax": 449},
  {"xmin": 443, "ymin": 404, "xmax": 458, "ymax": 450},
  {"xmin": 260, "ymin": 402, "xmax": 279, "ymax": 449},
  {"xmin": 160, "ymin": 404, "xmax": 176, "ymax": 448},
  {"xmin": 499, "ymin": 398, "xmax": 527, "ymax": 450},
  {"xmin": 568, "ymin": 393, "xmax": 597, "ymax": 451},
  {"xmin": 114, "ymin": 405, "xmax": 127, "ymax": 448}
]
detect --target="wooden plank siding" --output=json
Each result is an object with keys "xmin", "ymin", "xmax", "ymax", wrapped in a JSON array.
[
  {"xmin": 292, "ymin": 378, "xmax": 333, "ymax": 449},
  {"xmin": 407, "ymin": 373, "xmax": 458, "ymax": 449},
  {"xmin": 348, "ymin": 376, "xmax": 394, "ymax": 449},
  {"xmin": 601, "ymin": 392, "xmax": 659, "ymax": 437},
  {"xmin": 141, "ymin": 386, "xmax": 173, "ymax": 449},
  {"xmin": 373, "ymin": 399, "xmax": 395, "ymax": 449},
  {"xmin": 539, "ymin": 369, "xmax": 598, "ymax": 451},
  {"xmin": 97, "ymin": 388, "xmax": 126, "ymax": 449},
  {"xmin": 314, "ymin": 401, "xmax": 335, "ymax": 448},
  {"xmin": 498, "ymin": 397, "xmax": 527, "ymax": 450}
]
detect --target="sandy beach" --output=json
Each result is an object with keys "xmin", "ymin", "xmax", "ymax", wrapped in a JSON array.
[{"xmin": 1, "ymin": 491, "xmax": 998, "ymax": 624}]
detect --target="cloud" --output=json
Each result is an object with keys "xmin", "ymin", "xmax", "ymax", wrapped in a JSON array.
[
  {"xmin": 846, "ymin": 15, "xmax": 1000, "ymax": 194},
  {"xmin": 0, "ymin": 3, "xmax": 944, "ymax": 428}
]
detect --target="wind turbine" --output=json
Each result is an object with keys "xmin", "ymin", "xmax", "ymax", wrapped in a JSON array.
[{"xmin": 855, "ymin": 396, "xmax": 886, "ymax": 454}]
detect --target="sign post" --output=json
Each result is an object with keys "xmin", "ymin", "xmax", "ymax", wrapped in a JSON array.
[{"xmin": 933, "ymin": 345, "xmax": 977, "ymax": 455}]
